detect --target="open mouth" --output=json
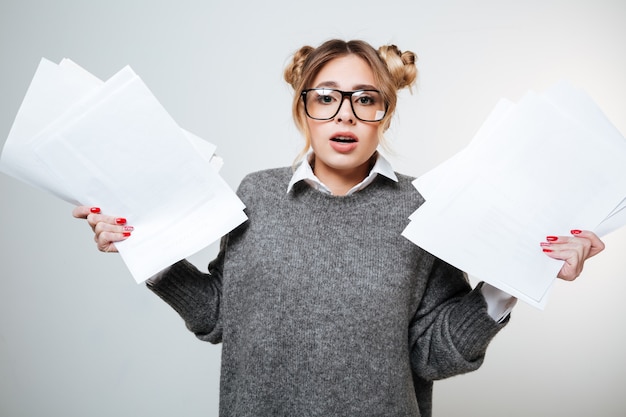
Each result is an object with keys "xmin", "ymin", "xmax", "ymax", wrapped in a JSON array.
[{"xmin": 330, "ymin": 135, "xmax": 357, "ymax": 143}]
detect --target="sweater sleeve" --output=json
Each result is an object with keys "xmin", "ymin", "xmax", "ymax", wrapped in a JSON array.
[
  {"xmin": 145, "ymin": 173, "xmax": 255, "ymax": 344},
  {"xmin": 146, "ymin": 240, "xmax": 226, "ymax": 344},
  {"xmin": 408, "ymin": 257, "xmax": 507, "ymax": 381}
]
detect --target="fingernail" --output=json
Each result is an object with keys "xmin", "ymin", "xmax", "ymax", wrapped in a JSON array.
[
  {"xmin": 90, "ymin": 207, "xmax": 101, "ymax": 213},
  {"xmin": 123, "ymin": 226, "xmax": 134, "ymax": 232},
  {"xmin": 543, "ymin": 248, "xmax": 553, "ymax": 253},
  {"xmin": 123, "ymin": 232, "xmax": 131, "ymax": 237},
  {"xmin": 115, "ymin": 218, "xmax": 127, "ymax": 225},
  {"xmin": 546, "ymin": 236, "xmax": 558, "ymax": 242},
  {"xmin": 571, "ymin": 229, "xmax": 582, "ymax": 235},
  {"xmin": 540, "ymin": 242, "xmax": 551, "ymax": 247}
]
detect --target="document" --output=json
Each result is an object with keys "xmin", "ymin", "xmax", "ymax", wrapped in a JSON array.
[
  {"xmin": 402, "ymin": 81, "xmax": 626, "ymax": 308},
  {"xmin": 0, "ymin": 58, "xmax": 247, "ymax": 283}
]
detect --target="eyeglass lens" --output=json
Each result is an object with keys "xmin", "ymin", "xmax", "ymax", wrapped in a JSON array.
[{"xmin": 304, "ymin": 89, "xmax": 385, "ymax": 121}]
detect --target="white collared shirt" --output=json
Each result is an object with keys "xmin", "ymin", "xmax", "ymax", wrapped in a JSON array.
[{"xmin": 287, "ymin": 151, "xmax": 398, "ymax": 195}]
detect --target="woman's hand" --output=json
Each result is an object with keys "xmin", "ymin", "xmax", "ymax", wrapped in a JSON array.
[
  {"xmin": 541, "ymin": 230, "xmax": 605, "ymax": 281},
  {"xmin": 72, "ymin": 206, "xmax": 133, "ymax": 253}
]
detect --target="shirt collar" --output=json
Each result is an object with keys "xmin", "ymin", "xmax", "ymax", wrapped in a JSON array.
[{"xmin": 287, "ymin": 151, "xmax": 398, "ymax": 195}]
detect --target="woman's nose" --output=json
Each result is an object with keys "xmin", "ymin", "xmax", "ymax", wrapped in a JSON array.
[{"xmin": 334, "ymin": 97, "xmax": 355, "ymax": 124}]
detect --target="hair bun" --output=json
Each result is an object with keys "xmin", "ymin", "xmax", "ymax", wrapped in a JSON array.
[
  {"xmin": 377, "ymin": 44, "xmax": 417, "ymax": 91},
  {"xmin": 284, "ymin": 45, "xmax": 314, "ymax": 90}
]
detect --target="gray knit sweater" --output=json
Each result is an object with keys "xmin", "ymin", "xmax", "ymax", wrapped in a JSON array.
[{"xmin": 148, "ymin": 167, "xmax": 506, "ymax": 417}]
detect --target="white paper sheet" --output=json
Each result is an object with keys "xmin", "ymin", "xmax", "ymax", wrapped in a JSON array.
[
  {"xmin": 402, "ymin": 81, "xmax": 626, "ymax": 308},
  {"xmin": 0, "ymin": 58, "xmax": 102, "ymax": 201},
  {"xmin": 0, "ymin": 58, "xmax": 247, "ymax": 283}
]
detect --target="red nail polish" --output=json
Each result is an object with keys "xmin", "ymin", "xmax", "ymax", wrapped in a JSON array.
[
  {"xmin": 90, "ymin": 207, "xmax": 101, "ymax": 213},
  {"xmin": 123, "ymin": 232, "xmax": 131, "ymax": 237},
  {"xmin": 546, "ymin": 236, "xmax": 558, "ymax": 242},
  {"xmin": 115, "ymin": 218, "xmax": 127, "ymax": 225},
  {"xmin": 571, "ymin": 229, "xmax": 582, "ymax": 235},
  {"xmin": 543, "ymin": 248, "xmax": 553, "ymax": 253}
]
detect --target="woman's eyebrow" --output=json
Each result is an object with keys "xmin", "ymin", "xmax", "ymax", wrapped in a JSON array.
[
  {"xmin": 314, "ymin": 81, "xmax": 339, "ymax": 89},
  {"xmin": 313, "ymin": 81, "xmax": 378, "ymax": 90},
  {"xmin": 352, "ymin": 83, "xmax": 378, "ymax": 90}
]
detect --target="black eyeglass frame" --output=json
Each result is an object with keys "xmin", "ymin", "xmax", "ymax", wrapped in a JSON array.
[{"xmin": 300, "ymin": 88, "xmax": 388, "ymax": 122}]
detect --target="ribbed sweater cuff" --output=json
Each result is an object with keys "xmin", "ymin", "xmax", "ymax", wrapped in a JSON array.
[
  {"xmin": 449, "ymin": 287, "xmax": 507, "ymax": 361},
  {"xmin": 146, "ymin": 259, "xmax": 209, "ymax": 320}
]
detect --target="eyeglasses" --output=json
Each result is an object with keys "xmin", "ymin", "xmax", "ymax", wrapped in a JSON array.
[{"xmin": 301, "ymin": 88, "xmax": 387, "ymax": 122}]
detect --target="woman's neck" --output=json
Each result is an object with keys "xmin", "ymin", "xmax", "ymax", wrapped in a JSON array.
[{"xmin": 312, "ymin": 155, "xmax": 375, "ymax": 196}]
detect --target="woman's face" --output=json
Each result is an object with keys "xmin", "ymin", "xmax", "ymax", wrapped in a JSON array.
[{"xmin": 305, "ymin": 54, "xmax": 381, "ymax": 187}]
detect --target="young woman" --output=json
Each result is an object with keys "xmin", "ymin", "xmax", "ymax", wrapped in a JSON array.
[{"xmin": 73, "ymin": 39, "xmax": 604, "ymax": 417}]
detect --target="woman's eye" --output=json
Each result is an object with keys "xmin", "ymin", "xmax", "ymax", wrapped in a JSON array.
[
  {"xmin": 318, "ymin": 95, "xmax": 335, "ymax": 104},
  {"xmin": 356, "ymin": 96, "xmax": 374, "ymax": 105}
]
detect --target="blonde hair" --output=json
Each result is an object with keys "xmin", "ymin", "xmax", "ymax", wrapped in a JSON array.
[{"xmin": 283, "ymin": 39, "xmax": 417, "ymax": 163}]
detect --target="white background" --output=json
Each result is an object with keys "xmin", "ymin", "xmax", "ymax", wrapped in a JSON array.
[{"xmin": 1, "ymin": 1, "xmax": 625, "ymax": 416}]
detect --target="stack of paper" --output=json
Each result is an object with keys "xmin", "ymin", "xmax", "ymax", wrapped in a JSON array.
[
  {"xmin": 402, "ymin": 81, "xmax": 626, "ymax": 308},
  {"xmin": 0, "ymin": 58, "xmax": 247, "ymax": 283}
]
